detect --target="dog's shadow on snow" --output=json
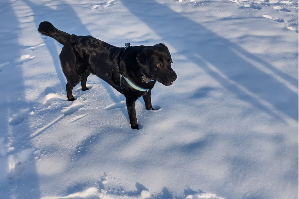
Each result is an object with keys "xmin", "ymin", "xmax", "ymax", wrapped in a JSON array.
[
  {"xmin": 70, "ymin": 125, "xmax": 138, "ymax": 162},
  {"xmin": 120, "ymin": 0, "xmax": 297, "ymax": 122}
]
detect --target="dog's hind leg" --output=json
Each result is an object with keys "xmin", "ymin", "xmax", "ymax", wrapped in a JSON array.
[
  {"xmin": 81, "ymin": 69, "xmax": 90, "ymax": 91},
  {"xmin": 66, "ymin": 83, "xmax": 74, "ymax": 101},
  {"xmin": 59, "ymin": 45, "xmax": 81, "ymax": 101}
]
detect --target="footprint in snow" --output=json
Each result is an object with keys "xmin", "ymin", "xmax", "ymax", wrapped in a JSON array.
[
  {"xmin": 104, "ymin": 101, "xmax": 126, "ymax": 110},
  {"xmin": 30, "ymin": 101, "xmax": 84, "ymax": 138},
  {"xmin": 9, "ymin": 108, "xmax": 30, "ymax": 125},
  {"xmin": 262, "ymin": 15, "xmax": 284, "ymax": 23},
  {"xmin": 286, "ymin": 25, "xmax": 298, "ymax": 32},
  {"xmin": 92, "ymin": 0, "xmax": 116, "ymax": 9},
  {"xmin": 15, "ymin": 55, "xmax": 35, "ymax": 63},
  {"xmin": 263, "ymin": 15, "xmax": 297, "ymax": 32},
  {"xmin": 44, "ymin": 91, "xmax": 88, "ymax": 106},
  {"xmin": 8, "ymin": 162, "xmax": 26, "ymax": 180},
  {"xmin": 26, "ymin": 43, "xmax": 46, "ymax": 50},
  {"xmin": 152, "ymin": 105, "xmax": 162, "ymax": 111},
  {"xmin": 240, "ymin": 3, "xmax": 262, "ymax": 10},
  {"xmin": 62, "ymin": 102, "xmax": 84, "ymax": 115},
  {"xmin": 43, "ymin": 93, "xmax": 66, "ymax": 106},
  {"xmin": 0, "ymin": 55, "xmax": 34, "ymax": 71},
  {"xmin": 273, "ymin": 6, "xmax": 291, "ymax": 12},
  {"xmin": 44, "ymin": 93, "xmax": 84, "ymax": 115},
  {"xmin": 7, "ymin": 149, "xmax": 33, "ymax": 180},
  {"xmin": 104, "ymin": 101, "xmax": 162, "ymax": 111},
  {"xmin": 69, "ymin": 114, "xmax": 88, "ymax": 123}
]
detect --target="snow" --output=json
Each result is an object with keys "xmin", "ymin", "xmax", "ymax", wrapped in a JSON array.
[{"xmin": 0, "ymin": 0, "xmax": 297, "ymax": 199}]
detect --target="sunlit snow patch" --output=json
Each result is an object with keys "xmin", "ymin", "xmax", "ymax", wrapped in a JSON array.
[{"xmin": 16, "ymin": 54, "xmax": 35, "ymax": 62}]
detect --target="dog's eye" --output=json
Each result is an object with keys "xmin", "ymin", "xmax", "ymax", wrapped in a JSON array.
[{"xmin": 157, "ymin": 62, "xmax": 163, "ymax": 68}]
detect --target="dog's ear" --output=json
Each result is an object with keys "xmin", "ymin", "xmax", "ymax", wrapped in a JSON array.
[
  {"xmin": 155, "ymin": 43, "xmax": 171, "ymax": 58},
  {"xmin": 136, "ymin": 49, "xmax": 151, "ymax": 70},
  {"xmin": 156, "ymin": 43, "xmax": 167, "ymax": 48},
  {"xmin": 155, "ymin": 43, "xmax": 169, "ymax": 51}
]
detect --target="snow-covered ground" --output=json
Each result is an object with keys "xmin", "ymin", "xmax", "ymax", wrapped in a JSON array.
[{"xmin": 0, "ymin": 0, "xmax": 297, "ymax": 198}]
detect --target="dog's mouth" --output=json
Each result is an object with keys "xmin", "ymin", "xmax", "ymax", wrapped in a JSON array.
[
  {"xmin": 164, "ymin": 81, "xmax": 173, "ymax": 86},
  {"xmin": 158, "ymin": 79, "xmax": 174, "ymax": 86},
  {"xmin": 149, "ymin": 72, "xmax": 176, "ymax": 86},
  {"xmin": 167, "ymin": 81, "xmax": 174, "ymax": 86},
  {"xmin": 163, "ymin": 74, "xmax": 177, "ymax": 86}
]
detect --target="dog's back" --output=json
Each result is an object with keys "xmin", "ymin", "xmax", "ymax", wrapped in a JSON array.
[{"xmin": 38, "ymin": 21, "xmax": 124, "ymax": 94}]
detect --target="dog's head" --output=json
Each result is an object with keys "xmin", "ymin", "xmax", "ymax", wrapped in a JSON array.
[{"xmin": 136, "ymin": 43, "xmax": 177, "ymax": 86}]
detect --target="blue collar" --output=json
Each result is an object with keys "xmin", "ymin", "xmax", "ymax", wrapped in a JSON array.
[{"xmin": 120, "ymin": 74, "xmax": 149, "ymax": 92}]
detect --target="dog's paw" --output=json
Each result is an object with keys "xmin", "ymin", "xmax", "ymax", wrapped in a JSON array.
[
  {"xmin": 131, "ymin": 124, "xmax": 139, "ymax": 130},
  {"xmin": 68, "ymin": 97, "xmax": 76, "ymax": 101},
  {"xmin": 146, "ymin": 105, "xmax": 161, "ymax": 111},
  {"xmin": 82, "ymin": 87, "xmax": 89, "ymax": 91},
  {"xmin": 146, "ymin": 107, "xmax": 154, "ymax": 110}
]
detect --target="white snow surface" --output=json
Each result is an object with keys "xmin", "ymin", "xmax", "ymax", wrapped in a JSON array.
[{"xmin": 0, "ymin": 0, "xmax": 298, "ymax": 199}]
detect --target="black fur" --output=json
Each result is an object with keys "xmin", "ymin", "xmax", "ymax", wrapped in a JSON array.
[{"xmin": 38, "ymin": 21, "xmax": 177, "ymax": 129}]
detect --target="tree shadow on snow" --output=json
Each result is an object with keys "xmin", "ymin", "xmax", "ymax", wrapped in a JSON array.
[
  {"xmin": 118, "ymin": 1, "xmax": 297, "ymax": 198},
  {"xmin": 120, "ymin": 0, "xmax": 298, "ymax": 122},
  {"xmin": 0, "ymin": 0, "xmax": 40, "ymax": 198}
]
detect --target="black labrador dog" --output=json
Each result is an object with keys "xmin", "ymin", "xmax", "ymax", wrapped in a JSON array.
[{"xmin": 38, "ymin": 21, "xmax": 177, "ymax": 129}]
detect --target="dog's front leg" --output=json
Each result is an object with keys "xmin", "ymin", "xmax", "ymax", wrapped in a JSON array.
[
  {"xmin": 126, "ymin": 97, "xmax": 139, "ymax": 129},
  {"xmin": 143, "ymin": 90, "xmax": 154, "ymax": 110}
]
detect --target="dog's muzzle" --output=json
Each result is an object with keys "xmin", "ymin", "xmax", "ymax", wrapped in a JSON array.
[{"xmin": 168, "ymin": 71, "xmax": 177, "ymax": 85}]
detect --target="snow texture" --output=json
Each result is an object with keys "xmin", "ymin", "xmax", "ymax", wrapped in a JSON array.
[{"xmin": 0, "ymin": 0, "xmax": 297, "ymax": 199}]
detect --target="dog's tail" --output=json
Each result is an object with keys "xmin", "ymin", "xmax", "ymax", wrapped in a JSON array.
[{"xmin": 38, "ymin": 21, "xmax": 70, "ymax": 45}]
